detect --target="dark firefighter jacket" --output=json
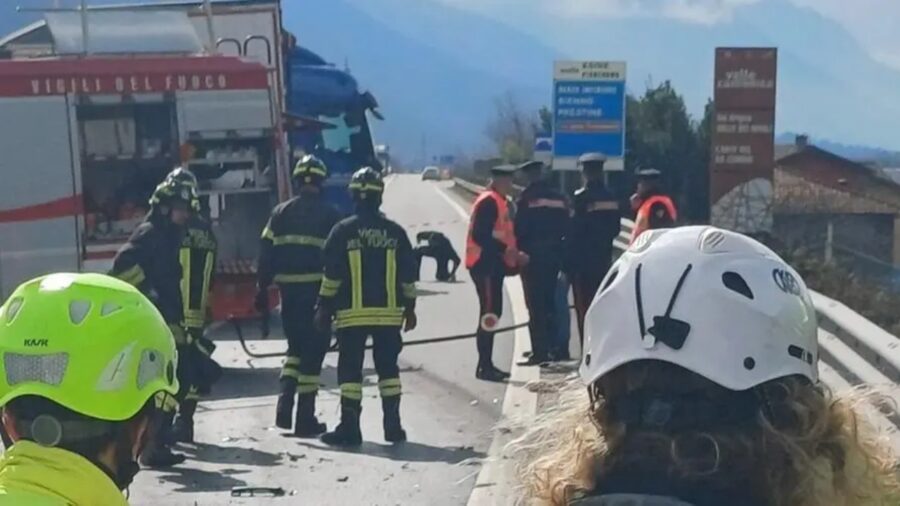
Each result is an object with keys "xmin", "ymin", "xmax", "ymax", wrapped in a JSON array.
[
  {"xmin": 514, "ymin": 179, "xmax": 569, "ymax": 262},
  {"xmin": 565, "ymin": 181, "xmax": 622, "ymax": 276},
  {"xmin": 110, "ymin": 213, "xmax": 185, "ymax": 330},
  {"xmin": 318, "ymin": 210, "xmax": 417, "ymax": 329},
  {"xmin": 258, "ymin": 193, "xmax": 342, "ymax": 288},
  {"xmin": 180, "ymin": 216, "xmax": 217, "ymax": 330}
]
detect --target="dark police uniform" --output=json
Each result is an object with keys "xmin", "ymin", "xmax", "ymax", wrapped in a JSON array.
[
  {"xmin": 318, "ymin": 207, "xmax": 417, "ymax": 443},
  {"xmin": 258, "ymin": 192, "xmax": 341, "ymax": 431},
  {"xmin": 566, "ymin": 155, "xmax": 622, "ymax": 346},
  {"xmin": 514, "ymin": 166, "xmax": 569, "ymax": 363},
  {"xmin": 414, "ymin": 231, "xmax": 460, "ymax": 281}
]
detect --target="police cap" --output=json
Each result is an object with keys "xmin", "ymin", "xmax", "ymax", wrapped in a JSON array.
[
  {"xmin": 636, "ymin": 168, "xmax": 662, "ymax": 179},
  {"xmin": 578, "ymin": 152, "xmax": 608, "ymax": 167},
  {"xmin": 516, "ymin": 161, "xmax": 544, "ymax": 173},
  {"xmin": 490, "ymin": 164, "xmax": 518, "ymax": 175}
]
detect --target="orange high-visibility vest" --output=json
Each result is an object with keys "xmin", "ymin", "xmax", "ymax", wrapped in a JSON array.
[
  {"xmin": 465, "ymin": 190, "xmax": 517, "ymax": 269},
  {"xmin": 631, "ymin": 195, "xmax": 678, "ymax": 244}
]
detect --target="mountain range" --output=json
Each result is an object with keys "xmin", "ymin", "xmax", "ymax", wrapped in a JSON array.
[{"xmin": 3, "ymin": 0, "xmax": 900, "ymax": 163}]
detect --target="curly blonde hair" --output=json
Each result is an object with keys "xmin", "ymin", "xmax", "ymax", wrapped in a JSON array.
[{"xmin": 510, "ymin": 361, "xmax": 900, "ymax": 506}]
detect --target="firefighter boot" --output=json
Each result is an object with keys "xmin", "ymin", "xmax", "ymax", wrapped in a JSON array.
[
  {"xmin": 172, "ymin": 399, "xmax": 197, "ymax": 443},
  {"xmin": 294, "ymin": 393, "xmax": 327, "ymax": 438},
  {"xmin": 320, "ymin": 402, "xmax": 362, "ymax": 447},
  {"xmin": 383, "ymin": 396, "xmax": 407, "ymax": 443},
  {"xmin": 275, "ymin": 378, "xmax": 296, "ymax": 430},
  {"xmin": 140, "ymin": 413, "xmax": 187, "ymax": 468}
]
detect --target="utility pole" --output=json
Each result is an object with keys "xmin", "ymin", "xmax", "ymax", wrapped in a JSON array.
[
  {"xmin": 202, "ymin": 0, "xmax": 216, "ymax": 54},
  {"xmin": 79, "ymin": 0, "xmax": 89, "ymax": 55}
]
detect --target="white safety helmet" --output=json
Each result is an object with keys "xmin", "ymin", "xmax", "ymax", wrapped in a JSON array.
[{"xmin": 580, "ymin": 226, "xmax": 818, "ymax": 391}]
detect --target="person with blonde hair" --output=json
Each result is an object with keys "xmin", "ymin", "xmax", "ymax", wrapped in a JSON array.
[{"xmin": 512, "ymin": 226, "xmax": 900, "ymax": 506}]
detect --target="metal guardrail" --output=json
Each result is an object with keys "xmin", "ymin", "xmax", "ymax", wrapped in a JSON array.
[{"xmin": 453, "ymin": 177, "xmax": 900, "ymax": 395}]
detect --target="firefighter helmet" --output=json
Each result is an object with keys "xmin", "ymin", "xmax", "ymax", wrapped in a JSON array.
[
  {"xmin": 292, "ymin": 155, "xmax": 329, "ymax": 187},
  {"xmin": 349, "ymin": 167, "xmax": 384, "ymax": 200},
  {"xmin": 164, "ymin": 167, "xmax": 201, "ymax": 211},
  {"xmin": 149, "ymin": 177, "xmax": 196, "ymax": 211}
]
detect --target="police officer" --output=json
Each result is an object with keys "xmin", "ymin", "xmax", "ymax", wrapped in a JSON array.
[
  {"xmin": 0, "ymin": 273, "xmax": 180, "ymax": 505},
  {"xmin": 316, "ymin": 167, "xmax": 418, "ymax": 447},
  {"xmin": 109, "ymin": 177, "xmax": 193, "ymax": 467},
  {"xmin": 565, "ymin": 153, "xmax": 621, "ymax": 349},
  {"xmin": 630, "ymin": 168, "xmax": 678, "ymax": 243},
  {"xmin": 414, "ymin": 231, "xmax": 460, "ymax": 282},
  {"xmin": 166, "ymin": 167, "xmax": 220, "ymax": 443},
  {"xmin": 514, "ymin": 161, "xmax": 569, "ymax": 365},
  {"xmin": 257, "ymin": 155, "xmax": 341, "ymax": 437},
  {"xmin": 466, "ymin": 164, "xmax": 529, "ymax": 382}
]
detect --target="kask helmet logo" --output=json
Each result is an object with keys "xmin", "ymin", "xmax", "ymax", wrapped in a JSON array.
[{"xmin": 772, "ymin": 269, "xmax": 801, "ymax": 296}]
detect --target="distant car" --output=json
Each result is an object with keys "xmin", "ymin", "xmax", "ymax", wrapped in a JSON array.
[{"xmin": 421, "ymin": 166, "xmax": 441, "ymax": 181}]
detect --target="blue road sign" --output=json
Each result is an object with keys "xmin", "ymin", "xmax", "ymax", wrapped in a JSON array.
[{"xmin": 552, "ymin": 61, "xmax": 626, "ymax": 170}]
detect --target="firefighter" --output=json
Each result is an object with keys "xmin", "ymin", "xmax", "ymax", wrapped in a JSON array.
[
  {"xmin": 166, "ymin": 167, "xmax": 220, "ymax": 443},
  {"xmin": 414, "ymin": 231, "xmax": 460, "ymax": 282},
  {"xmin": 315, "ymin": 167, "xmax": 418, "ymax": 447},
  {"xmin": 514, "ymin": 161, "xmax": 569, "ymax": 365},
  {"xmin": 109, "ymin": 177, "xmax": 193, "ymax": 467},
  {"xmin": 0, "ymin": 273, "xmax": 179, "ymax": 505},
  {"xmin": 630, "ymin": 168, "xmax": 678, "ymax": 244},
  {"xmin": 565, "ymin": 153, "xmax": 621, "ymax": 349},
  {"xmin": 466, "ymin": 164, "xmax": 529, "ymax": 382},
  {"xmin": 256, "ymin": 155, "xmax": 341, "ymax": 437}
]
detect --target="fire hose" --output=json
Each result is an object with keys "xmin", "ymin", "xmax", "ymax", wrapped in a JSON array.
[{"xmin": 230, "ymin": 316, "xmax": 538, "ymax": 359}]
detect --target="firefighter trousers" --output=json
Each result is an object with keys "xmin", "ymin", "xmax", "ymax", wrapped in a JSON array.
[
  {"xmin": 521, "ymin": 259, "xmax": 559, "ymax": 361},
  {"xmin": 335, "ymin": 326, "xmax": 403, "ymax": 413},
  {"xmin": 279, "ymin": 283, "xmax": 329, "ymax": 396},
  {"xmin": 572, "ymin": 268, "xmax": 606, "ymax": 348},
  {"xmin": 470, "ymin": 269, "xmax": 504, "ymax": 369}
]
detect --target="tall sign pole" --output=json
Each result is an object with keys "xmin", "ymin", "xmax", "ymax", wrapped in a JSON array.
[
  {"xmin": 552, "ymin": 61, "xmax": 627, "ymax": 172},
  {"xmin": 710, "ymin": 47, "xmax": 778, "ymax": 234}
]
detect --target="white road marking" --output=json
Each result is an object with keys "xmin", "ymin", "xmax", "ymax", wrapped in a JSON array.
[{"xmin": 433, "ymin": 183, "xmax": 537, "ymax": 505}]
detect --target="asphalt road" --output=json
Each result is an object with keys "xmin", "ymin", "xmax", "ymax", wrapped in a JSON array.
[{"xmin": 129, "ymin": 176, "xmax": 518, "ymax": 505}]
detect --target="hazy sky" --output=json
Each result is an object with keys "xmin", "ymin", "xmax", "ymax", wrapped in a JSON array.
[{"xmin": 430, "ymin": 0, "xmax": 900, "ymax": 69}]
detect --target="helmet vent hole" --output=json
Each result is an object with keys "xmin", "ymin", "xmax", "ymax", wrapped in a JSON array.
[
  {"xmin": 100, "ymin": 302, "xmax": 124, "ymax": 317},
  {"xmin": 743, "ymin": 357, "xmax": 756, "ymax": 370},
  {"xmin": 68, "ymin": 300, "xmax": 91, "ymax": 325},
  {"xmin": 4, "ymin": 297, "xmax": 24, "ymax": 323},
  {"xmin": 700, "ymin": 230, "xmax": 727, "ymax": 252},
  {"xmin": 722, "ymin": 272, "xmax": 754, "ymax": 300}
]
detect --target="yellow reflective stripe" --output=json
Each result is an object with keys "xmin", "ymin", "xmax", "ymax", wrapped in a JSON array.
[
  {"xmin": 319, "ymin": 277, "xmax": 341, "ymax": 297},
  {"xmin": 379, "ymin": 378, "xmax": 402, "ymax": 397},
  {"xmin": 201, "ymin": 250, "xmax": 214, "ymax": 311},
  {"xmin": 335, "ymin": 308, "xmax": 405, "ymax": 319},
  {"xmin": 274, "ymin": 273, "xmax": 323, "ymax": 284},
  {"xmin": 284, "ymin": 356, "xmax": 301, "ymax": 366},
  {"xmin": 115, "ymin": 265, "xmax": 146, "ymax": 286},
  {"xmin": 348, "ymin": 182, "xmax": 384, "ymax": 192},
  {"xmin": 349, "ymin": 249, "xmax": 363, "ymax": 310},
  {"xmin": 334, "ymin": 315, "xmax": 404, "ymax": 329},
  {"xmin": 385, "ymin": 248, "xmax": 397, "ymax": 309},
  {"xmin": 402, "ymin": 283, "xmax": 417, "ymax": 300},
  {"xmin": 184, "ymin": 313, "xmax": 204, "ymax": 329},
  {"xmin": 297, "ymin": 374, "xmax": 320, "ymax": 384},
  {"xmin": 271, "ymin": 235, "xmax": 326, "ymax": 248},
  {"xmin": 280, "ymin": 368, "xmax": 301, "ymax": 380},
  {"xmin": 340, "ymin": 383, "xmax": 363, "ymax": 400},
  {"xmin": 155, "ymin": 392, "xmax": 179, "ymax": 412},
  {"xmin": 294, "ymin": 166, "xmax": 327, "ymax": 177},
  {"xmin": 179, "ymin": 249, "xmax": 191, "ymax": 315},
  {"xmin": 297, "ymin": 384, "xmax": 319, "ymax": 394},
  {"xmin": 185, "ymin": 390, "xmax": 200, "ymax": 401},
  {"xmin": 261, "ymin": 225, "xmax": 274, "ymax": 240}
]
